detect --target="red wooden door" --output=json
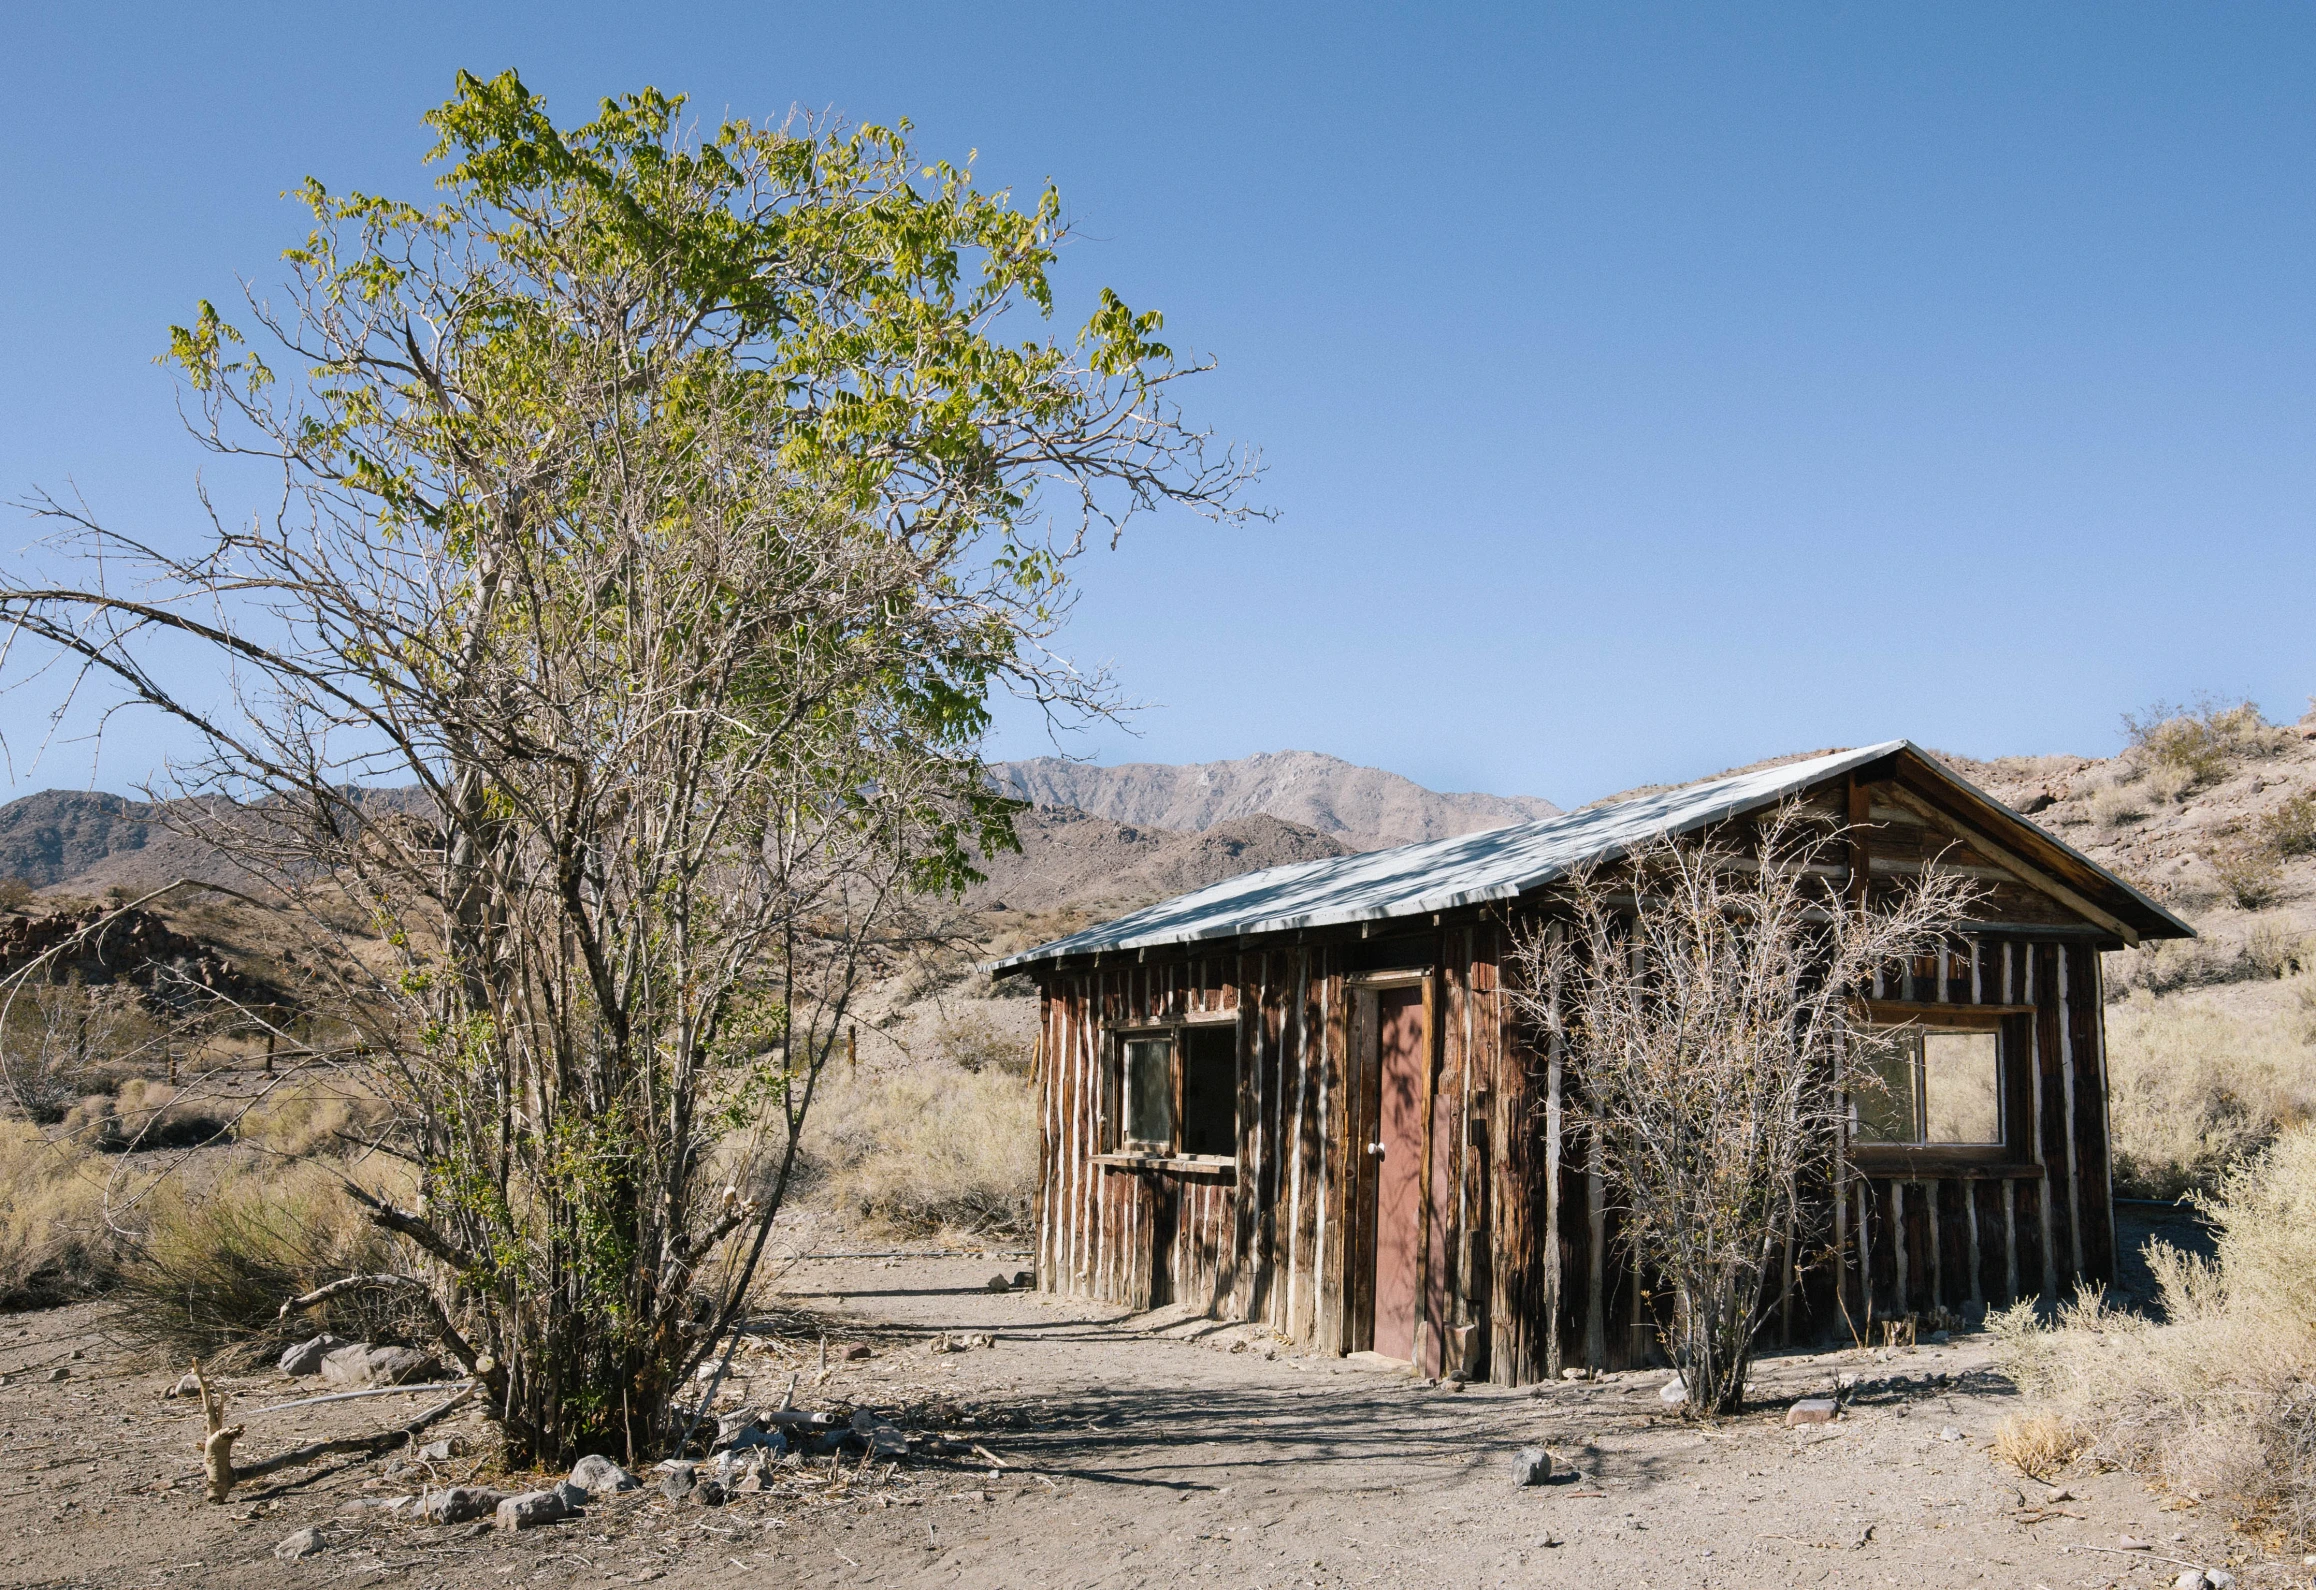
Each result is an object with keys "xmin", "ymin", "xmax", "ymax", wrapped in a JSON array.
[{"xmin": 1372, "ymin": 987, "xmax": 1428, "ymax": 1361}]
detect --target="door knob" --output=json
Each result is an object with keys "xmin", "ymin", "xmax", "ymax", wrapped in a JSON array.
[{"xmin": 1366, "ymin": 1142, "xmax": 1386, "ymax": 1158}]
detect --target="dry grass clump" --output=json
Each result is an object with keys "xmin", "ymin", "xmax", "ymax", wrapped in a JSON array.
[
  {"xmin": 237, "ymin": 1078, "xmax": 394, "ymax": 1157},
  {"xmin": 930, "ymin": 1010, "xmax": 1032, "ymax": 1074},
  {"xmin": 2123, "ymin": 697, "xmax": 2288, "ymax": 787},
  {"xmin": 0, "ymin": 1121, "xmax": 116, "ymax": 1308},
  {"xmin": 1992, "ymin": 1128, "xmax": 2316, "ymax": 1544},
  {"xmin": 110, "ymin": 1160, "xmax": 418, "ymax": 1365},
  {"xmin": 2258, "ymin": 791, "xmax": 2316, "ymax": 859},
  {"xmin": 2088, "ymin": 782, "xmax": 2148, "ymax": 832},
  {"xmin": 2106, "ymin": 995, "xmax": 2316, "ymax": 1198},
  {"xmin": 1992, "ymin": 1410, "xmax": 2087, "ymax": 1481},
  {"xmin": 811, "ymin": 1063, "xmax": 1037, "ymax": 1239}
]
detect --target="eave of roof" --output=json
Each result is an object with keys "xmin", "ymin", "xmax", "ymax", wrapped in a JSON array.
[{"xmin": 989, "ymin": 739, "xmax": 2192, "ymax": 975}]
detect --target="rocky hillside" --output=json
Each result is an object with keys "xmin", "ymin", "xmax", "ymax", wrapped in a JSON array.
[
  {"xmin": 965, "ymin": 807, "xmax": 1353, "ymax": 917},
  {"xmin": 991, "ymin": 750, "xmax": 1560, "ymax": 851}
]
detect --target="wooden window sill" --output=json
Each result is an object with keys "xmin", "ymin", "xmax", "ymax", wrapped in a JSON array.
[
  {"xmin": 1092, "ymin": 1153, "xmax": 1238, "ymax": 1179},
  {"xmin": 1851, "ymin": 1157, "xmax": 2044, "ymax": 1180}
]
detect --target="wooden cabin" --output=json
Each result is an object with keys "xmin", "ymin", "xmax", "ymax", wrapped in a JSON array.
[{"xmin": 992, "ymin": 742, "xmax": 2192, "ymax": 1383}]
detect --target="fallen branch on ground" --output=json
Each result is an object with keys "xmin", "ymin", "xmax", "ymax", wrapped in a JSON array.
[{"xmin": 191, "ymin": 1360, "xmax": 475, "ymax": 1503}]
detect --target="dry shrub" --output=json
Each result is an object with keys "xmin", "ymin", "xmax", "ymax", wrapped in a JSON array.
[
  {"xmin": 811, "ymin": 1064, "xmax": 1037, "ymax": 1238},
  {"xmin": 2106, "ymin": 995, "xmax": 2316, "ymax": 1198},
  {"xmin": 1992, "ymin": 1410, "xmax": 2085, "ymax": 1481},
  {"xmin": 2108, "ymin": 936, "xmax": 2253, "ymax": 998},
  {"xmin": 100, "ymin": 1077, "xmax": 231, "ymax": 1152},
  {"xmin": 930, "ymin": 1010, "xmax": 1031, "ymax": 1074},
  {"xmin": 2089, "ymin": 782, "xmax": 2148, "ymax": 831},
  {"xmin": 2247, "ymin": 919, "xmax": 2315, "ymax": 981},
  {"xmin": 110, "ymin": 1160, "xmax": 419, "ymax": 1366},
  {"xmin": 238, "ymin": 1078, "xmax": 394, "ymax": 1158},
  {"xmin": 2124, "ymin": 698, "xmax": 2287, "ymax": 787},
  {"xmin": 2212, "ymin": 842, "xmax": 2285, "ymax": 910},
  {"xmin": 0, "ymin": 1121, "xmax": 116, "ymax": 1308},
  {"xmin": 1993, "ymin": 1128, "xmax": 2316, "ymax": 1543},
  {"xmin": 2258, "ymin": 791, "xmax": 2316, "ymax": 859}
]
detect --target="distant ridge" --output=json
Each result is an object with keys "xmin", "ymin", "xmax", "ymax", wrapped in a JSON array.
[{"xmin": 991, "ymin": 750, "xmax": 1561, "ymax": 852}]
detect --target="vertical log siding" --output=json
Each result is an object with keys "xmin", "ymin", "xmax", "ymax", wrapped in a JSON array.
[{"xmin": 1030, "ymin": 810, "xmax": 2125, "ymax": 1380}]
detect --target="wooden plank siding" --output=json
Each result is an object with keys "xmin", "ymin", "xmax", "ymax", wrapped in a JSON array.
[{"xmin": 1026, "ymin": 782, "xmax": 2127, "ymax": 1382}]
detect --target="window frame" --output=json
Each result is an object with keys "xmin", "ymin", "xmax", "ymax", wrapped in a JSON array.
[
  {"xmin": 1104, "ymin": 1013, "xmax": 1241, "ymax": 1167},
  {"xmin": 1846, "ymin": 1002, "xmax": 2032, "ymax": 1173}
]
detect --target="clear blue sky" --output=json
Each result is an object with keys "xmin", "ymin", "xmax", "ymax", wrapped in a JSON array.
[{"xmin": 4, "ymin": 3, "xmax": 2310, "ymax": 808}]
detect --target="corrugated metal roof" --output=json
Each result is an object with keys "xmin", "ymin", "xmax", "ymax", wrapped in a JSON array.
[
  {"xmin": 992, "ymin": 742, "xmax": 1909, "ymax": 971},
  {"xmin": 990, "ymin": 738, "xmax": 2193, "ymax": 972}
]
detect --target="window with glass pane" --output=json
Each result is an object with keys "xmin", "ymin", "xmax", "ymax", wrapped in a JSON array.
[
  {"xmin": 1854, "ymin": 1027, "xmax": 2002, "ymax": 1147},
  {"xmin": 1179, "ymin": 1026, "xmax": 1237, "ymax": 1157},
  {"xmin": 1123, "ymin": 1036, "xmax": 1174, "ymax": 1148}
]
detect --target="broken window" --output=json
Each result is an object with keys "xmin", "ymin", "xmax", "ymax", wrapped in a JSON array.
[
  {"xmin": 1179, "ymin": 1026, "xmax": 1238, "ymax": 1156},
  {"xmin": 1854, "ymin": 1027, "xmax": 2003, "ymax": 1146},
  {"xmin": 1112, "ymin": 1022, "xmax": 1239, "ymax": 1160}
]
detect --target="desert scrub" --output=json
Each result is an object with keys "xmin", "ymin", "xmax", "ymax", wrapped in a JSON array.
[
  {"xmin": 2106, "ymin": 994, "xmax": 2316, "ymax": 1198},
  {"xmin": 810, "ymin": 1064, "xmax": 1037, "ymax": 1238},
  {"xmin": 0, "ymin": 1121, "xmax": 116, "ymax": 1308},
  {"xmin": 2088, "ymin": 781, "xmax": 2148, "ymax": 831},
  {"xmin": 110, "ymin": 1160, "xmax": 420, "ymax": 1365},
  {"xmin": 237, "ymin": 1077, "xmax": 394, "ymax": 1158},
  {"xmin": 2258, "ymin": 790, "xmax": 2316, "ymax": 858},
  {"xmin": 2123, "ymin": 697, "xmax": 2288, "ymax": 787},
  {"xmin": 1992, "ymin": 1127, "xmax": 2316, "ymax": 1545}
]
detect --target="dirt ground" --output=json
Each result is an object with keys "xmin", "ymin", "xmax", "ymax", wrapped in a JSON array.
[{"xmin": 0, "ymin": 1250, "xmax": 2304, "ymax": 1590}]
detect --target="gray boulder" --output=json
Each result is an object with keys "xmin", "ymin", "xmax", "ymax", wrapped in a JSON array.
[
  {"xmin": 493, "ymin": 1488, "xmax": 573, "ymax": 1531},
  {"xmin": 1512, "ymin": 1447, "xmax": 1554, "ymax": 1487},
  {"xmin": 322, "ymin": 1344, "xmax": 445, "ymax": 1389},
  {"xmin": 421, "ymin": 1486, "xmax": 504, "ymax": 1525},
  {"xmin": 279, "ymin": 1334, "xmax": 350, "ymax": 1376},
  {"xmin": 659, "ymin": 1464, "xmax": 696, "ymax": 1501},
  {"xmin": 569, "ymin": 1453, "xmax": 639, "ymax": 1493},
  {"xmin": 550, "ymin": 1480, "xmax": 591, "ymax": 1510}
]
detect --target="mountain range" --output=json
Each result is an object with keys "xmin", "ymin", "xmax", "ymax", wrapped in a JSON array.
[{"xmin": 989, "ymin": 750, "xmax": 1560, "ymax": 852}]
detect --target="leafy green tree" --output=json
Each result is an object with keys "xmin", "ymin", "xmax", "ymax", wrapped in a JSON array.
[{"xmin": 3, "ymin": 71, "xmax": 1251, "ymax": 1466}]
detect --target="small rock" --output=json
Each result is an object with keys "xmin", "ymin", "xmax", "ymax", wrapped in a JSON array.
[
  {"xmin": 2119, "ymin": 1536, "xmax": 2155, "ymax": 1551},
  {"xmin": 1657, "ymin": 1377, "xmax": 1687, "ymax": 1406},
  {"xmin": 2172, "ymin": 1573, "xmax": 2208, "ymax": 1590},
  {"xmin": 273, "ymin": 1526, "xmax": 329, "ymax": 1560},
  {"xmin": 1560, "ymin": 1367, "xmax": 1587, "ymax": 1381},
  {"xmin": 693, "ymin": 1477, "xmax": 727, "ymax": 1506},
  {"xmin": 1512, "ymin": 1446, "xmax": 1554, "ymax": 1486},
  {"xmin": 869, "ymin": 1423, "xmax": 908, "ymax": 1458},
  {"xmin": 166, "ymin": 1373, "xmax": 201, "ymax": 1399},
  {"xmin": 660, "ymin": 1465, "xmax": 697, "ymax": 1502},
  {"xmin": 570, "ymin": 1454, "xmax": 639, "ymax": 1493},
  {"xmin": 416, "ymin": 1436, "xmax": 465, "ymax": 1462},
  {"xmin": 420, "ymin": 1486, "xmax": 504, "ymax": 1525},
  {"xmin": 494, "ymin": 1488, "xmax": 573, "ymax": 1531},
  {"xmin": 2205, "ymin": 1570, "xmax": 2236, "ymax": 1589},
  {"xmin": 986, "ymin": 1274, "xmax": 1013, "ymax": 1292},
  {"xmin": 278, "ymin": 1334, "xmax": 349, "ymax": 1376},
  {"xmin": 1786, "ymin": 1398, "xmax": 1838, "ymax": 1426},
  {"xmin": 44, "ymin": 1366, "xmax": 69, "ymax": 1382},
  {"xmin": 1835, "ymin": 1371, "xmax": 1859, "ymax": 1391},
  {"xmin": 841, "ymin": 1344, "xmax": 872, "ymax": 1361},
  {"xmin": 67, "ymin": 1348, "xmax": 83, "ymax": 1360},
  {"xmin": 1012, "ymin": 1270, "xmax": 1034, "ymax": 1288}
]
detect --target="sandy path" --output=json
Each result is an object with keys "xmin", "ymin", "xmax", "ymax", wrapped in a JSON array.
[{"xmin": 0, "ymin": 1254, "xmax": 2291, "ymax": 1589}]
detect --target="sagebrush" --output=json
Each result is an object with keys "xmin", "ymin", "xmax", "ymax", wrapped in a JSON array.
[{"xmin": 1992, "ymin": 1127, "xmax": 2316, "ymax": 1544}]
